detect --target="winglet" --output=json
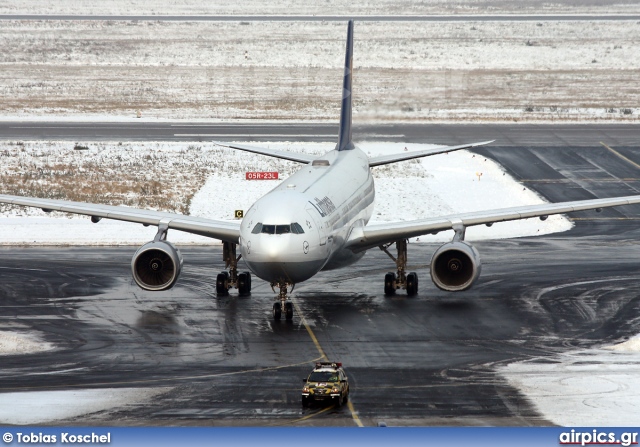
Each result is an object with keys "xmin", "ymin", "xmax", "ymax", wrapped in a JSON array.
[{"xmin": 336, "ymin": 20, "xmax": 355, "ymax": 151}]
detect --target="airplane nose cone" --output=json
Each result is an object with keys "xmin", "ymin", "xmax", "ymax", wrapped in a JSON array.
[
  {"xmin": 263, "ymin": 238, "xmax": 286, "ymax": 260},
  {"xmin": 242, "ymin": 236, "xmax": 324, "ymax": 283}
]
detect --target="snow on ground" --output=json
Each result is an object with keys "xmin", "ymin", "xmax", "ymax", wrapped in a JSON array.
[
  {"xmin": 2, "ymin": 0, "xmax": 639, "ymax": 16},
  {"xmin": 0, "ymin": 141, "xmax": 572, "ymax": 245},
  {"xmin": 500, "ymin": 340, "xmax": 640, "ymax": 426},
  {"xmin": 0, "ymin": 387, "xmax": 169, "ymax": 424},
  {"xmin": 611, "ymin": 333, "xmax": 640, "ymax": 352},
  {"xmin": 0, "ymin": 327, "xmax": 55, "ymax": 355},
  {"xmin": 1, "ymin": 20, "xmax": 639, "ymax": 121}
]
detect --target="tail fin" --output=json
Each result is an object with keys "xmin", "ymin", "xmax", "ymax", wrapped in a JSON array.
[{"xmin": 337, "ymin": 20, "xmax": 355, "ymax": 151}]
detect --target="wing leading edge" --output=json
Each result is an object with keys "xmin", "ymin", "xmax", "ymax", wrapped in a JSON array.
[
  {"xmin": 346, "ymin": 195, "xmax": 640, "ymax": 252},
  {"xmin": 0, "ymin": 194, "xmax": 240, "ymax": 243}
]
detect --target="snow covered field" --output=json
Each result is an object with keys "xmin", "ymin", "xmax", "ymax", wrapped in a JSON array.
[
  {"xmin": 0, "ymin": 140, "xmax": 571, "ymax": 245},
  {"xmin": 2, "ymin": 0, "xmax": 640, "ymax": 16},
  {"xmin": 1, "ymin": 19, "xmax": 639, "ymax": 121}
]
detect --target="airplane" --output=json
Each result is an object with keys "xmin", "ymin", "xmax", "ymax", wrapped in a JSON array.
[{"xmin": 3, "ymin": 20, "xmax": 640, "ymax": 321}]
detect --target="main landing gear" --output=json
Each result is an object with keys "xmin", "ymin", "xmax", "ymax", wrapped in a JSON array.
[
  {"xmin": 271, "ymin": 281, "xmax": 294, "ymax": 321},
  {"xmin": 216, "ymin": 242, "xmax": 252, "ymax": 296},
  {"xmin": 380, "ymin": 239, "xmax": 418, "ymax": 296}
]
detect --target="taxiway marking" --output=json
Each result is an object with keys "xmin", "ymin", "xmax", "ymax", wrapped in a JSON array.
[
  {"xmin": 0, "ymin": 357, "xmax": 324, "ymax": 391},
  {"xmin": 175, "ymin": 133, "xmax": 331, "ymax": 138},
  {"xmin": 272, "ymin": 405, "xmax": 335, "ymax": 426},
  {"xmin": 569, "ymin": 217, "xmax": 640, "ymax": 221},
  {"xmin": 521, "ymin": 178, "xmax": 640, "ymax": 183},
  {"xmin": 291, "ymin": 299, "xmax": 328, "ymax": 361},
  {"xmin": 600, "ymin": 142, "xmax": 640, "ymax": 171}
]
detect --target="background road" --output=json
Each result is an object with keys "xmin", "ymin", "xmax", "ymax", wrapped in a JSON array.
[
  {"xmin": 1, "ymin": 122, "xmax": 640, "ymax": 146},
  {"xmin": 3, "ymin": 15, "xmax": 640, "ymax": 22}
]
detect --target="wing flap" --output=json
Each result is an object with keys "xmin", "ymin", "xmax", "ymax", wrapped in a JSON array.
[
  {"xmin": 0, "ymin": 194, "xmax": 240, "ymax": 243},
  {"xmin": 346, "ymin": 195, "xmax": 640, "ymax": 251}
]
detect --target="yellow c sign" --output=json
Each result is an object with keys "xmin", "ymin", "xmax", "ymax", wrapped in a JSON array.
[{"xmin": 235, "ymin": 210, "xmax": 244, "ymax": 219}]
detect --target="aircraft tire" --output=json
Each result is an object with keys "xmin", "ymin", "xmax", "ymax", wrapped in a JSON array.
[
  {"xmin": 407, "ymin": 272, "xmax": 418, "ymax": 296},
  {"xmin": 245, "ymin": 272, "xmax": 252, "ymax": 292},
  {"xmin": 384, "ymin": 272, "xmax": 396, "ymax": 295},
  {"xmin": 284, "ymin": 302, "xmax": 293, "ymax": 320},
  {"xmin": 238, "ymin": 272, "xmax": 250, "ymax": 295},
  {"xmin": 216, "ymin": 272, "xmax": 229, "ymax": 296},
  {"xmin": 273, "ymin": 302, "xmax": 282, "ymax": 320}
]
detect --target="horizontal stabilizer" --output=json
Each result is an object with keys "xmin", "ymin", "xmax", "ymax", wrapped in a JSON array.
[
  {"xmin": 213, "ymin": 141, "xmax": 316, "ymax": 164},
  {"xmin": 368, "ymin": 140, "xmax": 494, "ymax": 167}
]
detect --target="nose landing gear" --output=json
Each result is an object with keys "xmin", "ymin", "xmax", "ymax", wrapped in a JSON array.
[
  {"xmin": 216, "ymin": 242, "xmax": 252, "ymax": 296},
  {"xmin": 271, "ymin": 281, "xmax": 295, "ymax": 320}
]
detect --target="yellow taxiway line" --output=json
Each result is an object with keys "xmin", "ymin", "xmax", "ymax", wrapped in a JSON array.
[
  {"xmin": 600, "ymin": 141, "xmax": 640, "ymax": 171},
  {"xmin": 291, "ymin": 298, "xmax": 328, "ymax": 362}
]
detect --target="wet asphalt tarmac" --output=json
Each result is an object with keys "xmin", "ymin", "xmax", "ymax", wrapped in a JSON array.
[{"xmin": 2, "ymin": 141, "xmax": 640, "ymax": 426}]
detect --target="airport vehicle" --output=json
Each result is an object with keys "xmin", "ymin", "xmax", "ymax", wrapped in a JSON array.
[
  {"xmin": 302, "ymin": 362, "xmax": 349, "ymax": 407},
  {"xmin": 3, "ymin": 21, "xmax": 640, "ymax": 321}
]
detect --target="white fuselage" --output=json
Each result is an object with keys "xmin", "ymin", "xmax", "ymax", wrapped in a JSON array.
[{"xmin": 239, "ymin": 146, "xmax": 375, "ymax": 284}]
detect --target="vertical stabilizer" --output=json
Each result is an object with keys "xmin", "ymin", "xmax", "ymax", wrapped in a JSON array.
[{"xmin": 337, "ymin": 20, "xmax": 355, "ymax": 151}]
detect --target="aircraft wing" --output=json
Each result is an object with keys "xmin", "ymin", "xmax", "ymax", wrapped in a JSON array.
[
  {"xmin": 0, "ymin": 194, "xmax": 241, "ymax": 243},
  {"xmin": 345, "ymin": 195, "xmax": 640, "ymax": 252},
  {"xmin": 368, "ymin": 140, "xmax": 494, "ymax": 167},
  {"xmin": 213, "ymin": 141, "xmax": 316, "ymax": 164}
]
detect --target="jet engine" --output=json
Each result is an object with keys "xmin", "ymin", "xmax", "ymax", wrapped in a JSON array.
[
  {"xmin": 131, "ymin": 240, "xmax": 183, "ymax": 291},
  {"xmin": 430, "ymin": 241, "xmax": 481, "ymax": 292}
]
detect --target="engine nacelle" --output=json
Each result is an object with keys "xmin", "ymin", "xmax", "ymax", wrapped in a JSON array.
[
  {"xmin": 430, "ymin": 241, "xmax": 481, "ymax": 292},
  {"xmin": 131, "ymin": 240, "xmax": 183, "ymax": 291}
]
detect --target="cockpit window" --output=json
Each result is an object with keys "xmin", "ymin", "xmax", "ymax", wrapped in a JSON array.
[{"xmin": 254, "ymin": 223, "xmax": 305, "ymax": 235}]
